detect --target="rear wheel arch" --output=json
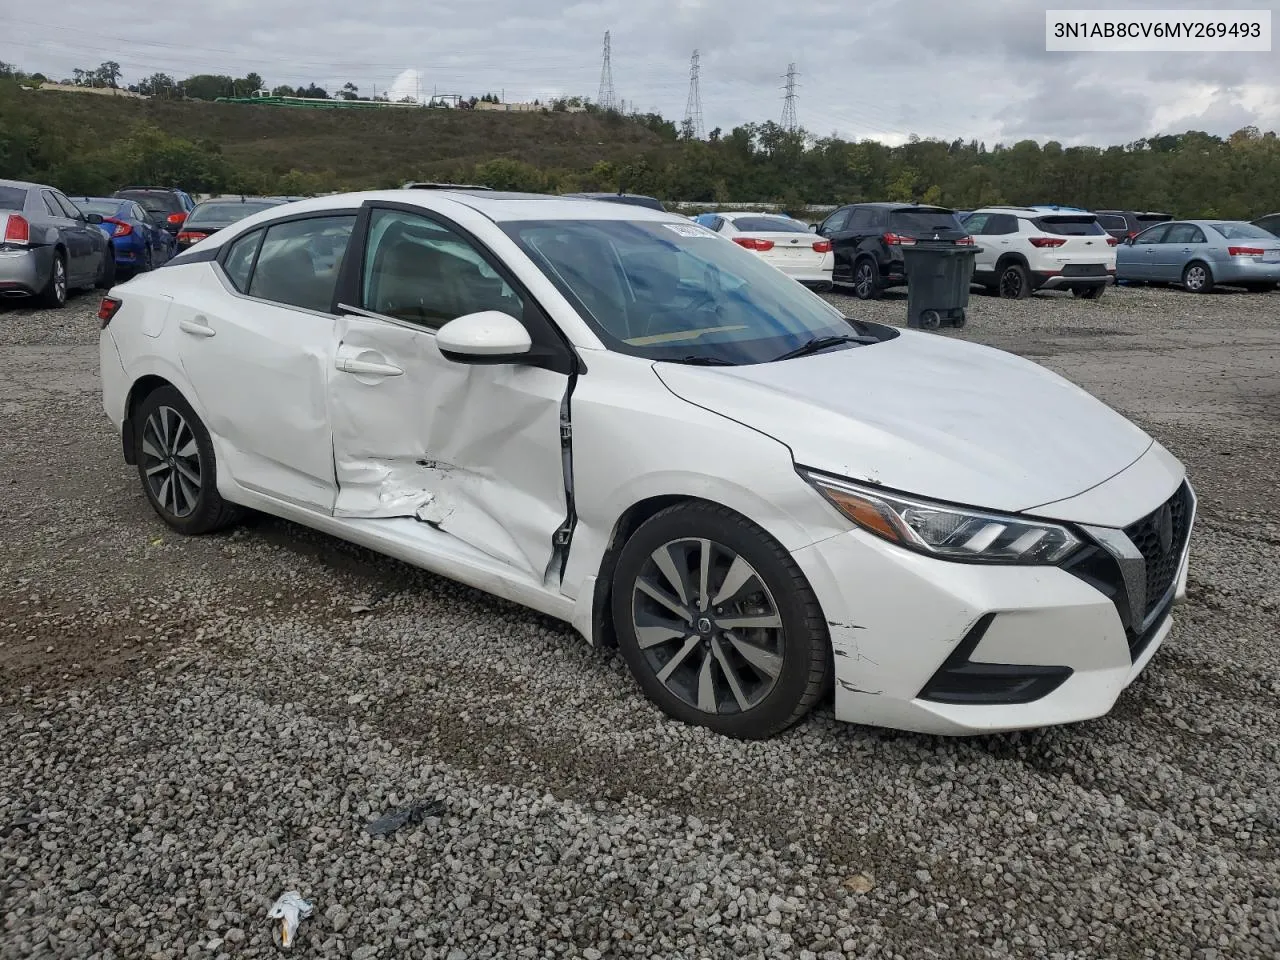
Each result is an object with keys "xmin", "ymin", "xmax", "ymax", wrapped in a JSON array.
[{"xmin": 122, "ymin": 375, "xmax": 178, "ymax": 464}]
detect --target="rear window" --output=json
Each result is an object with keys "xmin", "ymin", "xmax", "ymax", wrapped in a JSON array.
[
  {"xmin": 0, "ymin": 187, "xmax": 27, "ymax": 211},
  {"xmin": 1032, "ymin": 215, "xmax": 1106, "ymax": 236},
  {"xmin": 77, "ymin": 200, "xmax": 125, "ymax": 218},
  {"xmin": 730, "ymin": 216, "xmax": 810, "ymax": 234},
  {"xmin": 1208, "ymin": 222, "xmax": 1274, "ymax": 241},
  {"xmin": 187, "ymin": 201, "xmax": 279, "ymax": 226},
  {"xmin": 1095, "ymin": 214, "xmax": 1127, "ymax": 231},
  {"xmin": 888, "ymin": 208, "xmax": 965, "ymax": 235},
  {"xmin": 1135, "ymin": 214, "xmax": 1173, "ymax": 226},
  {"xmin": 119, "ymin": 192, "xmax": 181, "ymax": 214}
]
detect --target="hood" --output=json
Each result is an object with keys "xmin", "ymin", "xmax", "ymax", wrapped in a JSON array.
[{"xmin": 654, "ymin": 330, "xmax": 1153, "ymax": 514}]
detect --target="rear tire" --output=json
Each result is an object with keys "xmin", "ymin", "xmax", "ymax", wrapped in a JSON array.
[
  {"xmin": 997, "ymin": 262, "xmax": 1031, "ymax": 299},
  {"xmin": 1072, "ymin": 284, "xmax": 1106, "ymax": 300},
  {"xmin": 1182, "ymin": 261, "xmax": 1213, "ymax": 293},
  {"xmin": 611, "ymin": 502, "xmax": 830, "ymax": 739},
  {"xmin": 133, "ymin": 386, "xmax": 242, "ymax": 535},
  {"xmin": 37, "ymin": 253, "xmax": 68, "ymax": 308},
  {"xmin": 851, "ymin": 258, "xmax": 881, "ymax": 300}
]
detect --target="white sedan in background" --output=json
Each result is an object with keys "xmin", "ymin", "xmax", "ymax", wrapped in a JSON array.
[
  {"xmin": 693, "ymin": 212, "xmax": 833, "ymax": 290},
  {"xmin": 98, "ymin": 189, "xmax": 1193, "ymax": 739}
]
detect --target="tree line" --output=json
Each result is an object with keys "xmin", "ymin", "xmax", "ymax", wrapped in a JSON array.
[{"xmin": 2, "ymin": 60, "xmax": 1279, "ymax": 220}]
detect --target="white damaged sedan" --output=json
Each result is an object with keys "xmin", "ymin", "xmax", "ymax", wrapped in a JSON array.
[{"xmin": 98, "ymin": 188, "xmax": 1195, "ymax": 739}]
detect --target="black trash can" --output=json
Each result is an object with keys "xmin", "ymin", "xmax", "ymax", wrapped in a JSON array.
[{"xmin": 901, "ymin": 242, "xmax": 982, "ymax": 330}]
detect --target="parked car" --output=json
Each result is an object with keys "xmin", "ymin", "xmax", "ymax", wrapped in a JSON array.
[
  {"xmin": 98, "ymin": 189, "xmax": 1195, "ymax": 739},
  {"xmin": 566, "ymin": 192, "xmax": 666, "ymax": 212},
  {"xmin": 692, "ymin": 212, "xmax": 833, "ymax": 289},
  {"xmin": 1094, "ymin": 209, "xmax": 1174, "ymax": 242},
  {"xmin": 175, "ymin": 196, "xmax": 288, "ymax": 250},
  {"xmin": 0, "ymin": 178, "xmax": 114, "ymax": 307},
  {"xmin": 73, "ymin": 196, "xmax": 174, "ymax": 275},
  {"xmin": 962, "ymin": 207, "xmax": 1117, "ymax": 299},
  {"xmin": 1116, "ymin": 220, "xmax": 1280, "ymax": 293},
  {"xmin": 112, "ymin": 187, "xmax": 196, "ymax": 240},
  {"xmin": 1027, "ymin": 204, "xmax": 1090, "ymax": 213},
  {"xmin": 1252, "ymin": 212, "xmax": 1280, "ymax": 238},
  {"xmin": 814, "ymin": 202, "xmax": 972, "ymax": 299}
]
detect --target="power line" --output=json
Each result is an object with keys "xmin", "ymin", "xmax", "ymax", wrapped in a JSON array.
[
  {"xmin": 596, "ymin": 31, "xmax": 616, "ymax": 111},
  {"xmin": 683, "ymin": 49, "xmax": 704, "ymax": 140},
  {"xmin": 781, "ymin": 63, "xmax": 798, "ymax": 133}
]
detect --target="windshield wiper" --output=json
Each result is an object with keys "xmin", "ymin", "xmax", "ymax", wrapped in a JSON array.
[
  {"xmin": 673, "ymin": 355, "xmax": 736, "ymax": 366},
  {"xmin": 770, "ymin": 335, "xmax": 865, "ymax": 362}
]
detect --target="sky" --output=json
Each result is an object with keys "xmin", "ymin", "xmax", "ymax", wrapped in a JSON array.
[{"xmin": 5, "ymin": 0, "xmax": 1279, "ymax": 147}]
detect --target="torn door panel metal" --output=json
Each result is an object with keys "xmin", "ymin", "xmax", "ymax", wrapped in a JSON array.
[{"xmin": 329, "ymin": 315, "xmax": 570, "ymax": 581}]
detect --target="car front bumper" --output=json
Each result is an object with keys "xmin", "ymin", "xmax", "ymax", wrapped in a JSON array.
[
  {"xmin": 0, "ymin": 246, "xmax": 51, "ymax": 297},
  {"xmin": 790, "ymin": 460, "xmax": 1192, "ymax": 735}
]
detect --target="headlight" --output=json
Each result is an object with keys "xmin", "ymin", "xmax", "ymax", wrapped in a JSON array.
[{"xmin": 801, "ymin": 471, "xmax": 1082, "ymax": 565}]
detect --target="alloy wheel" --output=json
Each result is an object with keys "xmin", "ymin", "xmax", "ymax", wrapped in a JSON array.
[
  {"xmin": 1185, "ymin": 265, "xmax": 1206, "ymax": 290},
  {"xmin": 141, "ymin": 405, "xmax": 202, "ymax": 518},
  {"xmin": 854, "ymin": 262, "xmax": 875, "ymax": 298},
  {"xmin": 53, "ymin": 259, "xmax": 67, "ymax": 304},
  {"xmin": 999, "ymin": 266, "xmax": 1024, "ymax": 298},
  {"xmin": 631, "ymin": 538, "xmax": 785, "ymax": 716}
]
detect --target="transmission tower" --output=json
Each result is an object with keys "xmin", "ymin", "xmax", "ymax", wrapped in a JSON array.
[
  {"xmin": 597, "ymin": 31, "xmax": 617, "ymax": 112},
  {"xmin": 683, "ymin": 50, "xmax": 705, "ymax": 139},
  {"xmin": 781, "ymin": 63, "xmax": 799, "ymax": 133}
]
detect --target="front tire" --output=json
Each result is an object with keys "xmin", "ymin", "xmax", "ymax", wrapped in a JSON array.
[
  {"xmin": 611, "ymin": 502, "xmax": 830, "ymax": 739},
  {"xmin": 1182, "ymin": 261, "xmax": 1213, "ymax": 293},
  {"xmin": 133, "ymin": 386, "xmax": 242, "ymax": 535}
]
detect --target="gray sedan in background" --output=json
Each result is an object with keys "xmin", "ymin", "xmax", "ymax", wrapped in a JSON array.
[
  {"xmin": 0, "ymin": 178, "xmax": 114, "ymax": 308},
  {"xmin": 1116, "ymin": 219, "xmax": 1280, "ymax": 293}
]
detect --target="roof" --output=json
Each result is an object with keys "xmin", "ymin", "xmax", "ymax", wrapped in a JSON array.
[{"xmin": 0, "ymin": 178, "xmax": 46, "ymax": 190}]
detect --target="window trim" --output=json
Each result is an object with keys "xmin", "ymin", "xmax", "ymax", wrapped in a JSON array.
[{"xmin": 332, "ymin": 199, "xmax": 581, "ymax": 376}]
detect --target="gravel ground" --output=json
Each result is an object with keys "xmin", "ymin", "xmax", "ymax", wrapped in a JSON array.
[{"xmin": 2, "ymin": 283, "xmax": 1278, "ymax": 959}]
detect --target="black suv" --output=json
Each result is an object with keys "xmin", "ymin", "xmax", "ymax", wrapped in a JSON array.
[
  {"xmin": 815, "ymin": 202, "xmax": 969, "ymax": 299},
  {"xmin": 1093, "ymin": 209, "xmax": 1173, "ymax": 241},
  {"xmin": 1253, "ymin": 212, "xmax": 1280, "ymax": 238},
  {"xmin": 112, "ymin": 186, "xmax": 196, "ymax": 238}
]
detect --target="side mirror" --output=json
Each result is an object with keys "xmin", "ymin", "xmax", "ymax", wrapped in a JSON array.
[
  {"xmin": 808, "ymin": 223, "xmax": 819, "ymax": 233},
  {"xmin": 85, "ymin": 213, "xmax": 104, "ymax": 225},
  {"xmin": 436, "ymin": 311, "xmax": 532, "ymax": 364}
]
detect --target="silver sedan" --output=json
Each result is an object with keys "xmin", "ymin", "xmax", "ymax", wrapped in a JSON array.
[
  {"xmin": 0, "ymin": 178, "xmax": 114, "ymax": 307},
  {"xmin": 1116, "ymin": 219, "xmax": 1280, "ymax": 293}
]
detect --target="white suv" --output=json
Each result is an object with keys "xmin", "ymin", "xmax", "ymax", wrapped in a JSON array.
[{"xmin": 962, "ymin": 207, "xmax": 1118, "ymax": 299}]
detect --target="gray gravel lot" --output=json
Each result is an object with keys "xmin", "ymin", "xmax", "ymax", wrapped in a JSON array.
[{"xmin": 2, "ymin": 283, "xmax": 1278, "ymax": 959}]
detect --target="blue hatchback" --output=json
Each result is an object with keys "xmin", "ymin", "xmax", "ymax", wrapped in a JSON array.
[{"xmin": 72, "ymin": 197, "xmax": 174, "ymax": 274}]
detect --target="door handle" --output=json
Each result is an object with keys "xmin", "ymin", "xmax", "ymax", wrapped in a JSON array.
[
  {"xmin": 179, "ymin": 317, "xmax": 215, "ymax": 338},
  {"xmin": 337, "ymin": 354, "xmax": 403, "ymax": 377}
]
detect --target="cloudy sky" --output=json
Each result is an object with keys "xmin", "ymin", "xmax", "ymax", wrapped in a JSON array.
[{"xmin": 5, "ymin": 0, "xmax": 1278, "ymax": 146}]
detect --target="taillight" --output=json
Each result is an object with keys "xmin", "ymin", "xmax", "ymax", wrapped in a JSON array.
[
  {"xmin": 1228, "ymin": 246, "xmax": 1266, "ymax": 257},
  {"xmin": 955, "ymin": 235, "xmax": 975, "ymax": 245},
  {"xmin": 882, "ymin": 232, "xmax": 916, "ymax": 246},
  {"xmin": 1127, "ymin": 231, "xmax": 1138, "ymax": 239},
  {"xmin": 177, "ymin": 231, "xmax": 208, "ymax": 245},
  {"xmin": 3, "ymin": 214, "xmax": 30, "ymax": 245},
  {"xmin": 1028, "ymin": 237, "xmax": 1067, "ymax": 248},
  {"xmin": 98, "ymin": 296, "xmax": 122, "ymax": 328},
  {"xmin": 733, "ymin": 237, "xmax": 775, "ymax": 251},
  {"xmin": 167, "ymin": 212, "xmax": 187, "ymax": 225},
  {"xmin": 104, "ymin": 217, "xmax": 133, "ymax": 237},
  {"xmin": 1105, "ymin": 236, "xmax": 1119, "ymax": 246},
  {"xmin": 811, "ymin": 240, "xmax": 832, "ymax": 253}
]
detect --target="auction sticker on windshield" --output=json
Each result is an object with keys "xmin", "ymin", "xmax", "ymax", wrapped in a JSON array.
[{"xmin": 662, "ymin": 222, "xmax": 718, "ymax": 238}]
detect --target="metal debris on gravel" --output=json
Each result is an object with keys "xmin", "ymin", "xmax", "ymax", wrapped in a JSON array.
[{"xmin": 1, "ymin": 286, "xmax": 1278, "ymax": 958}]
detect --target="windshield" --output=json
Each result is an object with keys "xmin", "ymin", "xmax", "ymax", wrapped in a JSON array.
[
  {"xmin": 187, "ymin": 201, "xmax": 279, "ymax": 226},
  {"xmin": 730, "ymin": 216, "xmax": 810, "ymax": 234},
  {"xmin": 77, "ymin": 200, "xmax": 124, "ymax": 218},
  {"xmin": 1209, "ymin": 222, "xmax": 1274, "ymax": 241},
  {"xmin": 0, "ymin": 187, "xmax": 27, "ymax": 211},
  {"xmin": 502, "ymin": 218, "xmax": 855, "ymax": 364}
]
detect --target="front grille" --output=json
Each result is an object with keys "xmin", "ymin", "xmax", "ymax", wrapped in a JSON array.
[
  {"xmin": 1062, "ymin": 263, "xmax": 1107, "ymax": 276},
  {"xmin": 1124, "ymin": 482, "xmax": 1193, "ymax": 620}
]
